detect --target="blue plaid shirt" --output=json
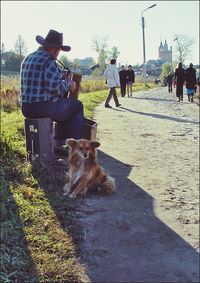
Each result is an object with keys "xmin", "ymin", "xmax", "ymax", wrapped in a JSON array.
[{"xmin": 20, "ymin": 47, "xmax": 69, "ymax": 104}]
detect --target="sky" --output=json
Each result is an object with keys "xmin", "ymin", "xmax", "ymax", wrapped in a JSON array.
[{"xmin": 1, "ymin": 1, "xmax": 199, "ymax": 66}]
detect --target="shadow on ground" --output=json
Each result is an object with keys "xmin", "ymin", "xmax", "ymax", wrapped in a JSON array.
[
  {"xmin": 76, "ymin": 150, "xmax": 199, "ymax": 283},
  {"xmin": 130, "ymin": 95, "xmax": 175, "ymax": 102},
  {"xmin": 120, "ymin": 106, "xmax": 199, "ymax": 124}
]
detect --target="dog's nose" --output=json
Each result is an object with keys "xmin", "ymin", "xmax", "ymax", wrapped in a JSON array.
[{"xmin": 83, "ymin": 152, "xmax": 88, "ymax": 158}]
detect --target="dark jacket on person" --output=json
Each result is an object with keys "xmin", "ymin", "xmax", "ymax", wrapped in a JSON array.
[
  {"xmin": 166, "ymin": 74, "xmax": 174, "ymax": 84},
  {"xmin": 185, "ymin": 67, "xmax": 196, "ymax": 89},
  {"xmin": 174, "ymin": 68, "xmax": 185, "ymax": 84},
  {"xmin": 174, "ymin": 68, "xmax": 185, "ymax": 85},
  {"xmin": 119, "ymin": 69, "xmax": 127, "ymax": 83},
  {"xmin": 174, "ymin": 67, "xmax": 185, "ymax": 97},
  {"xmin": 126, "ymin": 69, "xmax": 135, "ymax": 83}
]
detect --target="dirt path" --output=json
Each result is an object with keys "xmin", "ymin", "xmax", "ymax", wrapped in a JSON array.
[{"xmin": 76, "ymin": 87, "xmax": 199, "ymax": 282}]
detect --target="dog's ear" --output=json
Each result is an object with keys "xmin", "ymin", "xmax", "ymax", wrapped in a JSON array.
[
  {"xmin": 66, "ymin": 139, "xmax": 77, "ymax": 148},
  {"xmin": 90, "ymin": 141, "xmax": 100, "ymax": 148}
]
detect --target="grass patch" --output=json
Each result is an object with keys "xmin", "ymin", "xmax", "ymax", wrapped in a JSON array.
[
  {"xmin": 79, "ymin": 90, "xmax": 108, "ymax": 118},
  {"xmin": 1, "ymin": 111, "xmax": 90, "ymax": 282}
]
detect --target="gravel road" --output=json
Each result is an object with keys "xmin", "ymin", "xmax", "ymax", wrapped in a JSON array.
[{"xmin": 77, "ymin": 87, "xmax": 199, "ymax": 283}]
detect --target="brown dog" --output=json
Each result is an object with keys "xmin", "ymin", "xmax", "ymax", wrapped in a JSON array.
[{"xmin": 63, "ymin": 139, "xmax": 116, "ymax": 198}]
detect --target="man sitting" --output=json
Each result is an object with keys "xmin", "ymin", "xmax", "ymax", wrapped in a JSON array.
[{"xmin": 20, "ymin": 29, "xmax": 84, "ymax": 154}]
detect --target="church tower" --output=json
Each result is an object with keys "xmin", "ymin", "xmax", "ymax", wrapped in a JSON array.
[{"xmin": 158, "ymin": 39, "xmax": 172, "ymax": 64}]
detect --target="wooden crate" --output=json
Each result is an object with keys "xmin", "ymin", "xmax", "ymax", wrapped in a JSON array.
[
  {"xmin": 83, "ymin": 118, "xmax": 97, "ymax": 140},
  {"xmin": 24, "ymin": 118, "xmax": 53, "ymax": 163}
]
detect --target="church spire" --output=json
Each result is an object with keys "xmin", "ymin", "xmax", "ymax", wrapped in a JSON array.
[{"xmin": 160, "ymin": 37, "xmax": 163, "ymax": 46}]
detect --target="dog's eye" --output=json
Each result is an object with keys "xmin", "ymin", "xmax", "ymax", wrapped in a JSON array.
[
  {"xmin": 79, "ymin": 146, "xmax": 83, "ymax": 150},
  {"xmin": 86, "ymin": 146, "xmax": 90, "ymax": 150}
]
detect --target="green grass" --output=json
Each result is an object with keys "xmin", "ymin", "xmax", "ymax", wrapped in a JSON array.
[
  {"xmin": 1, "ymin": 112, "xmax": 90, "ymax": 282},
  {"xmin": 0, "ymin": 83, "xmax": 155, "ymax": 282},
  {"xmin": 79, "ymin": 90, "xmax": 108, "ymax": 118}
]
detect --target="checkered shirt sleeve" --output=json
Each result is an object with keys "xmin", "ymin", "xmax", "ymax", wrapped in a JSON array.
[{"xmin": 44, "ymin": 59, "xmax": 68, "ymax": 95}]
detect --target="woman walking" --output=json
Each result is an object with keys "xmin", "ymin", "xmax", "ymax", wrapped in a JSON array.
[
  {"xmin": 104, "ymin": 59, "xmax": 121, "ymax": 108},
  {"xmin": 174, "ymin": 63, "xmax": 185, "ymax": 102},
  {"xmin": 185, "ymin": 63, "xmax": 197, "ymax": 102}
]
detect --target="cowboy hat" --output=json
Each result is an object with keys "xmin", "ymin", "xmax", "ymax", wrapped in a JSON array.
[{"xmin": 35, "ymin": 29, "xmax": 71, "ymax": 52}]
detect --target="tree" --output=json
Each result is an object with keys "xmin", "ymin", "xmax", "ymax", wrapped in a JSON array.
[
  {"xmin": 91, "ymin": 67, "xmax": 102, "ymax": 79},
  {"xmin": 92, "ymin": 36, "xmax": 121, "ymax": 74},
  {"xmin": 173, "ymin": 34, "xmax": 194, "ymax": 65},
  {"xmin": 92, "ymin": 36, "xmax": 109, "ymax": 74},
  {"xmin": 5, "ymin": 52, "xmax": 24, "ymax": 72},
  {"xmin": 160, "ymin": 63, "xmax": 171, "ymax": 80},
  {"xmin": 58, "ymin": 55, "xmax": 73, "ymax": 69},
  {"xmin": 109, "ymin": 46, "xmax": 120, "ymax": 60},
  {"xmin": 73, "ymin": 58, "xmax": 80, "ymax": 71},
  {"xmin": 14, "ymin": 35, "xmax": 27, "ymax": 56}
]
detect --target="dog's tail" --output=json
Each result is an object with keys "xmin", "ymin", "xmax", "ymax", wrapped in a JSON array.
[{"xmin": 101, "ymin": 175, "xmax": 116, "ymax": 194}]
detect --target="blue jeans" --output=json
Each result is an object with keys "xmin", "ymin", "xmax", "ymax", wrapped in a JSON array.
[{"xmin": 22, "ymin": 98, "xmax": 84, "ymax": 143}]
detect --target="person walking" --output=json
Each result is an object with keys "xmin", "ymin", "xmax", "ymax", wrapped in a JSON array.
[
  {"xmin": 19, "ymin": 29, "xmax": 85, "ymax": 153},
  {"xmin": 119, "ymin": 65, "xmax": 127, "ymax": 97},
  {"xmin": 126, "ymin": 65, "xmax": 135, "ymax": 97},
  {"xmin": 185, "ymin": 63, "xmax": 197, "ymax": 102},
  {"xmin": 174, "ymin": 62, "xmax": 185, "ymax": 102},
  {"xmin": 104, "ymin": 59, "xmax": 121, "ymax": 108},
  {"xmin": 166, "ymin": 72, "xmax": 174, "ymax": 93}
]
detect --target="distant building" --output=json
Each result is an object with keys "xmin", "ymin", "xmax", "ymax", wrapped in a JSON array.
[
  {"xmin": 1, "ymin": 43, "xmax": 14, "ymax": 69},
  {"xmin": 79, "ymin": 57, "xmax": 95, "ymax": 68},
  {"xmin": 138, "ymin": 40, "xmax": 173, "ymax": 78},
  {"xmin": 73, "ymin": 57, "xmax": 95, "ymax": 75},
  {"xmin": 1, "ymin": 45, "xmax": 14, "ymax": 69},
  {"xmin": 139, "ymin": 59, "xmax": 163, "ymax": 77},
  {"xmin": 158, "ymin": 40, "xmax": 172, "ymax": 65}
]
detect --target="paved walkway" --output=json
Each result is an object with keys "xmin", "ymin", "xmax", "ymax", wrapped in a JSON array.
[{"xmin": 77, "ymin": 87, "xmax": 199, "ymax": 282}]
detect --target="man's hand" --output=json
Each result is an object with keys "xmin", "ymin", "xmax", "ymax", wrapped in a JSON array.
[{"xmin": 68, "ymin": 80, "xmax": 76, "ymax": 93}]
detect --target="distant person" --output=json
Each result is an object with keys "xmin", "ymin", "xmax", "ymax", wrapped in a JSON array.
[
  {"xmin": 19, "ymin": 29, "xmax": 84, "ymax": 153},
  {"xmin": 104, "ymin": 59, "xmax": 121, "ymax": 108},
  {"xmin": 166, "ymin": 72, "xmax": 174, "ymax": 93},
  {"xmin": 154, "ymin": 78, "xmax": 159, "ymax": 85},
  {"xmin": 174, "ymin": 62, "xmax": 185, "ymax": 102},
  {"xmin": 185, "ymin": 63, "xmax": 197, "ymax": 102},
  {"xmin": 163, "ymin": 76, "xmax": 167, "ymax": 86},
  {"xmin": 126, "ymin": 65, "xmax": 135, "ymax": 97},
  {"xmin": 119, "ymin": 65, "xmax": 127, "ymax": 97},
  {"xmin": 197, "ymin": 76, "xmax": 200, "ymax": 87}
]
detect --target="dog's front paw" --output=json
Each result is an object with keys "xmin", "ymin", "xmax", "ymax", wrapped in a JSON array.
[
  {"xmin": 69, "ymin": 192, "xmax": 77, "ymax": 198},
  {"xmin": 63, "ymin": 191, "xmax": 70, "ymax": 196},
  {"xmin": 63, "ymin": 183, "xmax": 72, "ymax": 197},
  {"xmin": 79, "ymin": 187, "xmax": 88, "ymax": 196}
]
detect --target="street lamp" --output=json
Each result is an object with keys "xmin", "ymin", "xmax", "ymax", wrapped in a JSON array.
[
  {"xmin": 141, "ymin": 4, "xmax": 157, "ymax": 85},
  {"xmin": 171, "ymin": 37, "xmax": 178, "ymax": 72},
  {"xmin": 169, "ymin": 37, "xmax": 178, "ymax": 73}
]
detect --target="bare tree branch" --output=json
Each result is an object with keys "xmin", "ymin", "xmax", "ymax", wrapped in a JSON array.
[
  {"xmin": 173, "ymin": 34, "xmax": 194, "ymax": 64},
  {"xmin": 14, "ymin": 35, "xmax": 27, "ymax": 56}
]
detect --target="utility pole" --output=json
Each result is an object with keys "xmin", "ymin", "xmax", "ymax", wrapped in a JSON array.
[{"xmin": 141, "ymin": 4, "xmax": 157, "ymax": 85}]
